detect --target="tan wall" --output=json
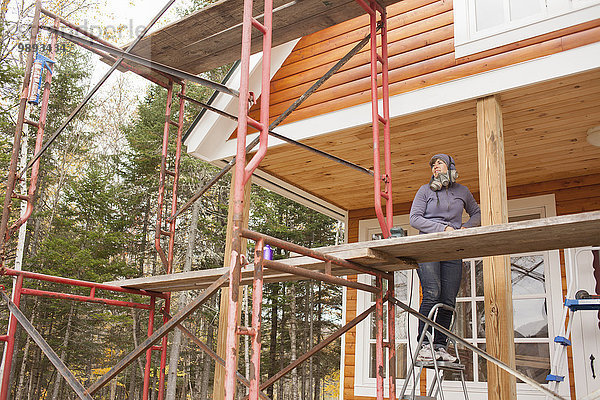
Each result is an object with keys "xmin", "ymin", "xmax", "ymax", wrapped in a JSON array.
[
  {"xmin": 241, "ymin": 0, "xmax": 600, "ymax": 134},
  {"xmin": 342, "ymin": 173, "xmax": 600, "ymax": 399}
]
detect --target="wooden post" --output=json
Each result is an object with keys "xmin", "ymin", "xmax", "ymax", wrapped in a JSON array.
[
  {"xmin": 213, "ymin": 170, "xmax": 251, "ymax": 400},
  {"xmin": 476, "ymin": 95, "xmax": 517, "ymax": 400}
]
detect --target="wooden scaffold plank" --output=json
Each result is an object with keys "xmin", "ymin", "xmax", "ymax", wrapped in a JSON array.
[{"xmin": 106, "ymin": 211, "xmax": 600, "ymax": 292}]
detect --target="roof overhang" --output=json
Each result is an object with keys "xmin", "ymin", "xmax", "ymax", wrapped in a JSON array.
[
  {"xmin": 184, "ymin": 38, "xmax": 299, "ymax": 161},
  {"xmin": 187, "ymin": 40, "xmax": 600, "ymax": 161}
]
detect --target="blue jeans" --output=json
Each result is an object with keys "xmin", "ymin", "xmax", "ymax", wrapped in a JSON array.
[{"xmin": 416, "ymin": 259, "xmax": 462, "ymax": 347}]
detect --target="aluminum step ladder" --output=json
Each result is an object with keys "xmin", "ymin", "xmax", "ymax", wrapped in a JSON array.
[
  {"xmin": 400, "ymin": 303, "xmax": 469, "ymax": 400},
  {"xmin": 546, "ymin": 247, "xmax": 600, "ymax": 391}
]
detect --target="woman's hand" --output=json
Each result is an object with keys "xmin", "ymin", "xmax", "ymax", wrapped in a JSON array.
[{"xmin": 444, "ymin": 226, "xmax": 454, "ymax": 231}]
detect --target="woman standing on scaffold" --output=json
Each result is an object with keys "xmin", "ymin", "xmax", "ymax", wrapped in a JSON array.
[{"xmin": 409, "ymin": 154, "xmax": 481, "ymax": 362}]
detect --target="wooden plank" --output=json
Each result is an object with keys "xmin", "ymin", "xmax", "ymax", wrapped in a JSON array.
[
  {"xmin": 289, "ymin": 0, "xmax": 441, "ymax": 52},
  {"xmin": 281, "ymin": 1, "xmax": 452, "ymax": 69},
  {"xmin": 107, "ymin": 211, "xmax": 600, "ymax": 292},
  {"xmin": 477, "ymin": 94, "xmax": 516, "ymax": 400},
  {"xmin": 161, "ymin": 0, "xmax": 401, "ymax": 74},
  {"xmin": 270, "ymin": 25, "xmax": 454, "ymax": 94},
  {"xmin": 107, "ymin": 246, "xmax": 413, "ymax": 292},
  {"xmin": 106, "ymin": 0, "xmax": 403, "ymax": 77}
]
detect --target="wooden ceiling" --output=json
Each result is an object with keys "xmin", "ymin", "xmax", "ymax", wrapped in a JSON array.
[{"xmin": 255, "ymin": 68, "xmax": 600, "ymax": 211}]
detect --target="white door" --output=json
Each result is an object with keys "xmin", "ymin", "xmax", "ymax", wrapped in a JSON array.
[{"xmin": 567, "ymin": 247, "xmax": 600, "ymax": 398}]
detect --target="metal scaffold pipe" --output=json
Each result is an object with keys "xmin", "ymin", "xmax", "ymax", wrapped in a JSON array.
[
  {"xmin": 39, "ymin": 26, "xmax": 239, "ymax": 97},
  {"xmin": 18, "ymin": 0, "xmax": 184, "ymax": 180},
  {"xmin": 170, "ymin": 25, "xmax": 379, "ymax": 221}
]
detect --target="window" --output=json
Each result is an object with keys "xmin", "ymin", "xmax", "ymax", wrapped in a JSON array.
[
  {"xmin": 354, "ymin": 195, "xmax": 568, "ymax": 398},
  {"xmin": 454, "ymin": 0, "xmax": 600, "ymax": 57},
  {"xmin": 454, "ymin": 253, "xmax": 554, "ymax": 386}
]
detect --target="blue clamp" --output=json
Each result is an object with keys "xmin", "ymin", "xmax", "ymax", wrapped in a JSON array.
[
  {"xmin": 545, "ymin": 374, "xmax": 564, "ymax": 382},
  {"xmin": 554, "ymin": 336, "xmax": 571, "ymax": 346}
]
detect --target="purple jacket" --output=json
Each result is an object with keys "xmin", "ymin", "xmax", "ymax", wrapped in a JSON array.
[{"xmin": 409, "ymin": 183, "xmax": 481, "ymax": 234}]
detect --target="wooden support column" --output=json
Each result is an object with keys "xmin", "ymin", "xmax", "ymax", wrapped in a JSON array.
[
  {"xmin": 213, "ymin": 170, "xmax": 252, "ymax": 400},
  {"xmin": 476, "ymin": 95, "xmax": 517, "ymax": 400}
]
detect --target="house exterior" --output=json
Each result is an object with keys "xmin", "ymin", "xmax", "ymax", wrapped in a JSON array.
[{"xmin": 185, "ymin": 0, "xmax": 600, "ymax": 398}]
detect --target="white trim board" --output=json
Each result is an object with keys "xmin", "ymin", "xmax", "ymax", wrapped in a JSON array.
[
  {"xmin": 453, "ymin": 0, "xmax": 600, "ymax": 58},
  {"xmin": 189, "ymin": 41, "xmax": 600, "ymax": 162},
  {"xmin": 184, "ymin": 38, "xmax": 300, "ymax": 161}
]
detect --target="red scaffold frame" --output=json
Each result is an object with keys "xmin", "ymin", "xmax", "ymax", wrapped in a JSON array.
[
  {"xmin": 0, "ymin": 269, "xmax": 168, "ymax": 400},
  {"xmin": 225, "ymin": 1, "xmax": 395, "ymax": 398},
  {"xmin": 0, "ymin": 0, "xmax": 399, "ymax": 399}
]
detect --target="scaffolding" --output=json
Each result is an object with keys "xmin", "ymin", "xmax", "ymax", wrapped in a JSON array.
[{"xmin": 0, "ymin": 0, "xmax": 580, "ymax": 399}]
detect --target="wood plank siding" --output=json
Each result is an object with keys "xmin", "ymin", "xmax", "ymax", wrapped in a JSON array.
[
  {"xmin": 343, "ymin": 174, "xmax": 600, "ymax": 399},
  {"xmin": 245, "ymin": 0, "xmax": 600, "ymax": 129}
]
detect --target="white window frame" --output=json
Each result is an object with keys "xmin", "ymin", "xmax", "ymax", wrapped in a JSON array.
[
  {"xmin": 454, "ymin": 0, "xmax": 600, "ymax": 58},
  {"xmin": 353, "ymin": 194, "xmax": 569, "ymax": 399}
]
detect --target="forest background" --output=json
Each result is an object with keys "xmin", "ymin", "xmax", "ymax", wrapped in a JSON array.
[{"xmin": 0, "ymin": 0, "xmax": 345, "ymax": 398}]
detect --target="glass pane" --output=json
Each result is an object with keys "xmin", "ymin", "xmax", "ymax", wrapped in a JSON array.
[
  {"xmin": 514, "ymin": 299, "xmax": 548, "ymax": 338},
  {"xmin": 509, "ymin": 0, "xmax": 542, "ymax": 21},
  {"xmin": 394, "ymin": 270, "xmax": 409, "ymax": 302},
  {"xmin": 511, "ymin": 255, "xmax": 545, "ymax": 295},
  {"xmin": 478, "ymin": 343, "xmax": 488, "ymax": 382},
  {"xmin": 369, "ymin": 344, "xmax": 388, "ymax": 379},
  {"xmin": 475, "ymin": 0, "xmax": 505, "ymax": 31},
  {"xmin": 454, "ymin": 302, "xmax": 473, "ymax": 339},
  {"xmin": 370, "ymin": 343, "xmax": 376, "ymax": 378},
  {"xmin": 396, "ymin": 343, "xmax": 408, "ymax": 379},
  {"xmin": 370, "ymin": 309, "xmax": 388, "ymax": 340},
  {"xmin": 476, "ymin": 301, "xmax": 486, "ymax": 339},
  {"xmin": 396, "ymin": 308, "xmax": 408, "ymax": 341},
  {"xmin": 515, "ymin": 342, "xmax": 551, "ymax": 384},
  {"xmin": 475, "ymin": 260, "xmax": 484, "ymax": 297},
  {"xmin": 458, "ymin": 260, "xmax": 471, "ymax": 297}
]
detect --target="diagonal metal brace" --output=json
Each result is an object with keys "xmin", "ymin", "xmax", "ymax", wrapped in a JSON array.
[
  {"xmin": 164, "ymin": 312, "xmax": 271, "ymax": 400},
  {"xmin": 0, "ymin": 290, "xmax": 93, "ymax": 400},
  {"xmin": 87, "ymin": 271, "xmax": 229, "ymax": 395},
  {"xmin": 40, "ymin": 26, "xmax": 239, "ymax": 98},
  {"xmin": 168, "ymin": 24, "xmax": 381, "ymax": 221}
]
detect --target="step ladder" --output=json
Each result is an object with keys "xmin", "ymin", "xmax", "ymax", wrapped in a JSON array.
[
  {"xmin": 547, "ymin": 247, "xmax": 600, "ymax": 391},
  {"xmin": 399, "ymin": 303, "xmax": 469, "ymax": 400}
]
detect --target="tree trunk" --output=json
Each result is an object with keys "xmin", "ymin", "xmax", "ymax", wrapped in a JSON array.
[
  {"xmin": 15, "ymin": 332, "xmax": 31, "ymax": 400},
  {"xmin": 277, "ymin": 285, "xmax": 287, "ymax": 400},
  {"xmin": 128, "ymin": 364, "xmax": 137, "ymax": 400},
  {"xmin": 26, "ymin": 346, "xmax": 40, "ymax": 400},
  {"xmin": 131, "ymin": 309, "xmax": 145, "ymax": 376},
  {"xmin": 308, "ymin": 283, "xmax": 314, "ymax": 400},
  {"xmin": 288, "ymin": 284, "xmax": 298, "ymax": 400},
  {"xmin": 166, "ymin": 200, "xmax": 200, "ymax": 399},
  {"xmin": 315, "ymin": 282, "xmax": 322, "ymax": 400},
  {"xmin": 109, "ymin": 378, "xmax": 117, "ymax": 400},
  {"xmin": 13, "ymin": 296, "xmax": 40, "ymax": 400},
  {"xmin": 139, "ymin": 196, "xmax": 151, "ymax": 274},
  {"xmin": 267, "ymin": 284, "xmax": 279, "ymax": 398},
  {"xmin": 200, "ymin": 307, "xmax": 215, "ymax": 400},
  {"xmin": 243, "ymin": 285, "xmax": 249, "ymax": 393},
  {"xmin": 51, "ymin": 303, "xmax": 75, "ymax": 400}
]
